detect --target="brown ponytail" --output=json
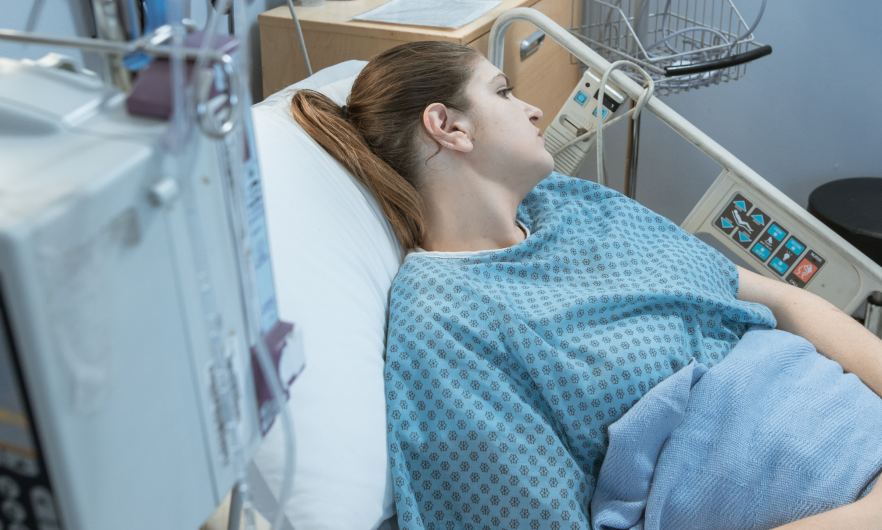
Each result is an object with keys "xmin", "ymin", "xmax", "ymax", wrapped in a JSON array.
[{"xmin": 290, "ymin": 41, "xmax": 483, "ymax": 249}]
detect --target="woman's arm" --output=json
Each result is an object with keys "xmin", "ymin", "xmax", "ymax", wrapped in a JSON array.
[
  {"xmin": 772, "ymin": 483, "xmax": 881, "ymax": 529},
  {"xmin": 738, "ymin": 268, "xmax": 882, "ymax": 529},
  {"xmin": 736, "ymin": 266, "xmax": 882, "ymax": 399}
]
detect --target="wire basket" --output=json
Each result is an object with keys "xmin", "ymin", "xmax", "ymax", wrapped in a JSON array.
[{"xmin": 570, "ymin": 0, "xmax": 771, "ymax": 96}]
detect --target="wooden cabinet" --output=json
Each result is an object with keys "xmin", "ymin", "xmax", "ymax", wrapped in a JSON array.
[{"xmin": 257, "ymin": 0, "xmax": 581, "ymax": 131}]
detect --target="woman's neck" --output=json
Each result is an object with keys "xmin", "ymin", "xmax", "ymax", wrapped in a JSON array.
[{"xmin": 418, "ymin": 169, "xmax": 528, "ymax": 252}]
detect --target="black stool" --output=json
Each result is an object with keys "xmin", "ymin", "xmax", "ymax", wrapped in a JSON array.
[
  {"xmin": 808, "ymin": 177, "xmax": 882, "ymax": 331},
  {"xmin": 808, "ymin": 177, "xmax": 882, "ymax": 266}
]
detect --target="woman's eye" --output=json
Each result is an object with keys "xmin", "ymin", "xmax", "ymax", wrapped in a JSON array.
[{"xmin": 498, "ymin": 86, "xmax": 514, "ymax": 99}]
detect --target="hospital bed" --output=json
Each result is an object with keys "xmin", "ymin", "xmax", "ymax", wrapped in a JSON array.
[
  {"xmin": 241, "ymin": 9, "xmax": 882, "ymax": 529},
  {"xmin": 0, "ymin": 5, "xmax": 879, "ymax": 530},
  {"xmin": 245, "ymin": 8, "xmax": 882, "ymax": 530}
]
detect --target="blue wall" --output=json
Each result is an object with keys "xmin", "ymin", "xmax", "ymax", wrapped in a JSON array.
[
  {"xmin": 4, "ymin": 0, "xmax": 880, "ymax": 219},
  {"xmin": 579, "ymin": 0, "xmax": 882, "ymax": 225}
]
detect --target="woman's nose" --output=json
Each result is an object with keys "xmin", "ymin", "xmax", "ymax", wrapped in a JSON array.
[{"xmin": 525, "ymin": 102, "xmax": 543, "ymax": 124}]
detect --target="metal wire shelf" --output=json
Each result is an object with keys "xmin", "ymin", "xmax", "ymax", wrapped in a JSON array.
[{"xmin": 569, "ymin": 0, "xmax": 771, "ymax": 96}]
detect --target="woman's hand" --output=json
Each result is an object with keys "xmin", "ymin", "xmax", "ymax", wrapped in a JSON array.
[
  {"xmin": 737, "ymin": 266, "xmax": 882, "ymax": 400},
  {"xmin": 770, "ymin": 478, "xmax": 882, "ymax": 529},
  {"xmin": 739, "ymin": 269, "xmax": 882, "ymax": 528}
]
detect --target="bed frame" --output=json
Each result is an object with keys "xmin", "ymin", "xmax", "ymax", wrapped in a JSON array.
[{"xmin": 488, "ymin": 8, "xmax": 882, "ymax": 315}]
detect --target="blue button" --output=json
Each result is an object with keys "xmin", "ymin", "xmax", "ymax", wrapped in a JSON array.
[
  {"xmin": 785, "ymin": 238, "xmax": 805, "ymax": 255},
  {"xmin": 592, "ymin": 107, "xmax": 609, "ymax": 118},
  {"xmin": 752, "ymin": 244, "xmax": 771, "ymax": 260},
  {"xmin": 574, "ymin": 91, "xmax": 588, "ymax": 106},
  {"xmin": 770, "ymin": 257, "xmax": 789, "ymax": 275},
  {"xmin": 768, "ymin": 224, "xmax": 786, "ymax": 241}
]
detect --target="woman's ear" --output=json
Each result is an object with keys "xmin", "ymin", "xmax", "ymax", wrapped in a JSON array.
[{"xmin": 423, "ymin": 103, "xmax": 474, "ymax": 153}]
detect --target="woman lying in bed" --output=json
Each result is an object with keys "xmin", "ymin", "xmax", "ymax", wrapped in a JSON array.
[{"xmin": 290, "ymin": 42, "xmax": 882, "ymax": 529}]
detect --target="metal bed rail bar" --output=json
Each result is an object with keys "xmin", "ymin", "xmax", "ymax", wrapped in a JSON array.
[
  {"xmin": 0, "ymin": 26, "xmax": 229, "ymax": 64},
  {"xmin": 488, "ymin": 8, "xmax": 882, "ymax": 314}
]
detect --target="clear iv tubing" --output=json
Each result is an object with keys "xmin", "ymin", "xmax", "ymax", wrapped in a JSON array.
[
  {"xmin": 195, "ymin": 0, "xmax": 296, "ymax": 527},
  {"xmin": 168, "ymin": 1, "xmax": 295, "ymax": 528},
  {"xmin": 217, "ymin": 101, "xmax": 296, "ymax": 530},
  {"xmin": 166, "ymin": 4, "xmax": 257, "ymax": 530}
]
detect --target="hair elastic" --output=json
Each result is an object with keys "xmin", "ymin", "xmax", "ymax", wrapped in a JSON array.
[{"xmin": 340, "ymin": 105, "xmax": 350, "ymax": 120}]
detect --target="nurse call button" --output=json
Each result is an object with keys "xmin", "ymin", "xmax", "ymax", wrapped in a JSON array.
[
  {"xmin": 786, "ymin": 249, "xmax": 826, "ymax": 288},
  {"xmin": 786, "ymin": 252, "xmax": 824, "ymax": 288},
  {"xmin": 574, "ymin": 91, "xmax": 589, "ymax": 106}
]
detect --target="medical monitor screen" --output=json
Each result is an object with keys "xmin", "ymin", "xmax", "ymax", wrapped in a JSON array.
[{"xmin": 0, "ymin": 278, "xmax": 63, "ymax": 529}]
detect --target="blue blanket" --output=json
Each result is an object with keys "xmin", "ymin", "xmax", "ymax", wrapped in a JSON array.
[{"xmin": 592, "ymin": 327, "xmax": 882, "ymax": 530}]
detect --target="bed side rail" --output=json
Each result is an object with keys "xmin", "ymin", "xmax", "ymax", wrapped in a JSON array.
[{"xmin": 489, "ymin": 8, "xmax": 882, "ymax": 314}]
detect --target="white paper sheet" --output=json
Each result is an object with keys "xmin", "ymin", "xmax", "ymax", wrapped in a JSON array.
[{"xmin": 352, "ymin": 0, "xmax": 503, "ymax": 30}]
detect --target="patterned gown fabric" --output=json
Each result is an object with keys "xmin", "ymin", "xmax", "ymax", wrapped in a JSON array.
[{"xmin": 385, "ymin": 173, "xmax": 776, "ymax": 530}]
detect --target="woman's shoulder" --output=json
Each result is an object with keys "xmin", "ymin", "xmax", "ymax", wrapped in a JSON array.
[
  {"xmin": 518, "ymin": 172, "xmax": 652, "ymax": 227},
  {"xmin": 389, "ymin": 254, "xmax": 470, "ymax": 298}
]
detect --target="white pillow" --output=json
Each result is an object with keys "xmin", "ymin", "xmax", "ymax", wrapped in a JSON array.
[{"xmin": 248, "ymin": 60, "xmax": 402, "ymax": 530}]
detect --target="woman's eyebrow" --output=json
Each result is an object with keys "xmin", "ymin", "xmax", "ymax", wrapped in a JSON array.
[{"xmin": 488, "ymin": 73, "xmax": 510, "ymax": 86}]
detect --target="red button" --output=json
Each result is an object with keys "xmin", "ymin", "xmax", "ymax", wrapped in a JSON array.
[{"xmin": 792, "ymin": 258, "xmax": 817, "ymax": 282}]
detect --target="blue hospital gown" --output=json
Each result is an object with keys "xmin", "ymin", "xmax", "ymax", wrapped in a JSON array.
[{"xmin": 385, "ymin": 173, "xmax": 776, "ymax": 530}]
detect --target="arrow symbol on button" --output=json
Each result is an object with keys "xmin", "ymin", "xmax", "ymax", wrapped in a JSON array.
[
  {"xmin": 739, "ymin": 232, "xmax": 751, "ymax": 242},
  {"xmin": 734, "ymin": 200, "xmax": 747, "ymax": 211},
  {"xmin": 752, "ymin": 214, "xmax": 765, "ymax": 225},
  {"xmin": 721, "ymin": 218, "xmax": 734, "ymax": 228}
]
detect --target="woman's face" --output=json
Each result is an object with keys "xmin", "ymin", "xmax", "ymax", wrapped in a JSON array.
[{"xmin": 464, "ymin": 58, "xmax": 555, "ymax": 188}]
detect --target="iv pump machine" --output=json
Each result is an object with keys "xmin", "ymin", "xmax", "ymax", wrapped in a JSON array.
[{"xmin": 0, "ymin": 54, "xmax": 298, "ymax": 530}]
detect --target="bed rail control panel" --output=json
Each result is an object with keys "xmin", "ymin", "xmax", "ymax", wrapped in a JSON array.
[
  {"xmin": 713, "ymin": 193, "xmax": 827, "ymax": 288},
  {"xmin": 683, "ymin": 169, "xmax": 882, "ymax": 314},
  {"xmin": 544, "ymin": 67, "xmax": 626, "ymax": 176}
]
